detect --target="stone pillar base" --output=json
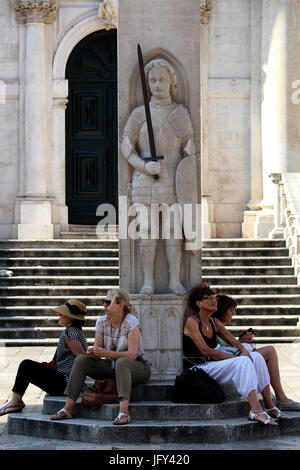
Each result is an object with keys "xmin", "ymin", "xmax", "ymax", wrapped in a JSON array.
[
  {"xmin": 201, "ymin": 196, "xmax": 216, "ymax": 239},
  {"xmin": 254, "ymin": 208, "xmax": 274, "ymax": 238},
  {"xmin": 242, "ymin": 210, "xmax": 259, "ymax": 238},
  {"xmin": 242, "ymin": 209, "xmax": 275, "ymax": 239},
  {"xmin": 131, "ymin": 294, "xmax": 186, "ymax": 382},
  {"xmin": 14, "ymin": 198, "xmax": 54, "ymax": 240}
]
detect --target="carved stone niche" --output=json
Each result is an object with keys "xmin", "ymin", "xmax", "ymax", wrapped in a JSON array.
[{"xmin": 11, "ymin": 0, "xmax": 57, "ymax": 24}]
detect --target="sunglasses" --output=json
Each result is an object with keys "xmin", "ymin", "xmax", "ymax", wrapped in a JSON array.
[
  {"xmin": 202, "ymin": 295, "xmax": 217, "ymax": 301},
  {"xmin": 103, "ymin": 299, "xmax": 112, "ymax": 306}
]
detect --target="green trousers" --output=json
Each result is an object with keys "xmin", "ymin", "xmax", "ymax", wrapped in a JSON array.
[{"xmin": 64, "ymin": 355, "xmax": 151, "ymax": 401}]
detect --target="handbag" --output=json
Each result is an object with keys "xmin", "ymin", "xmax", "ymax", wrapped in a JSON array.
[
  {"xmin": 40, "ymin": 359, "xmax": 57, "ymax": 370},
  {"xmin": 81, "ymin": 379, "xmax": 119, "ymax": 406},
  {"xmin": 171, "ymin": 367, "xmax": 225, "ymax": 404}
]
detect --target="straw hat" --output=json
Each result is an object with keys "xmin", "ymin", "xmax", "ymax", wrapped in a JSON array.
[{"xmin": 51, "ymin": 299, "xmax": 86, "ymax": 321}]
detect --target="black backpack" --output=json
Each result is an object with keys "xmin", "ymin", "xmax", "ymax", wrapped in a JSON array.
[{"xmin": 171, "ymin": 367, "xmax": 225, "ymax": 404}]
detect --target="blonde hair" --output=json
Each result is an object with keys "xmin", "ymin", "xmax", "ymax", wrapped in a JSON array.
[{"xmin": 108, "ymin": 288, "xmax": 136, "ymax": 316}]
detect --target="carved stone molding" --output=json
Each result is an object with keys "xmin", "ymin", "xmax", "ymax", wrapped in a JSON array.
[
  {"xmin": 11, "ymin": 0, "xmax": 57, "ymax": 25},
  {"xmin": 98, "ymin": 0, "xmax": 117, "ymax": 30},
  {"xmin": 200, "ymin": 0, "xmax": 213, "ymax": 24}
]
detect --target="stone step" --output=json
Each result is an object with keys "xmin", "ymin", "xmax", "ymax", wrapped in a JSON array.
[
  {"xmin": 228, "ymin": 295, "xmax": 300, "ymax": 305},
  {"xmin": 202, "ymin": 257, "xmax": 292, "ymax": 266},
  {"xmin": 0, "ymin": 325, "xmax": 298, "ymax": 340},
  {"xmin": 0, "ymin": 305, "xmax": 299, "ymax": 316},
  {"xmin": 235, "ymin": 306, "xmax": 300, "ymax": 315},
  {"xmin": 0, "ymin": 295, "xmax": 107, "ymax": 306},
  {"xmin": 3, "ymin": 336, "xmax": 298, "ymax": 347},
  {"xmin": 8, "ymin": 412, "xmax": 300, "ymax": 445},
  {"xmin": 1, "ymin": 315, "xmax": 298, "ymax": 330},
  {"xmin": 0, "ymin": 257, "xmax": 119, "ymax": 267},
  {"xmin": 0, "ymin": 276, "xmax": 120, "ymax": 287},
  {"xmin": 0, "ymin": 248, "xmax": 119, "ymax": 258},
  {"xmin": 0, "ymin": 266, "xmax": 119, "ymax": 276},
  {"xmin": 228, "ymin": 315, "xmax": 300, "ymax": 327},
  {"xmin": 0, "ymin": 306, "xmax": 105, "ymax": 315},
  {"xmin": 202, "ymin": 248, "xmax": 289, "ymax": 257},
  {"xmin": 0, "ymin": 286, "xmax": 119, "ymax": 297},
  {"xmin": 0, "ymin": 285, "xmax": 299, "ymax": 297},
  {"xmin": 43, "ymin": 396, "xmax": 251, "ymax": 421},
  {"xmin": 202, "ymin": 238, "xmax": 287, "ymax": 248},
  {"xmin": 212, "ymin": 285, "xmax": 300, "ymax": 295},
  {"xmin": 202, "ymin": 266, "xmax": 295, "ymax": 276},
  {"xmin": 0, "ymin": 239, "xmax": 118, "ymax": 248},
  {"xmin": 203, "ymin": 275, "xmax": 297, "ymax": 285}
]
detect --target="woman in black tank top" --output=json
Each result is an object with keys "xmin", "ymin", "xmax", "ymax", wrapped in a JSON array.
[
  {"xmin": 183, "ymin": 284, "xmax": 244, "ymax": 367},
  {"xmin": 182, "ymin": 283, "xmax": 281, "ymax": 426}
]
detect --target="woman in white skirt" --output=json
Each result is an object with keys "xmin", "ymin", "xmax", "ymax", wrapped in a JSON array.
[{"xmin": 183, "ymin": 283, "xmax": 285, "ymax": 425}]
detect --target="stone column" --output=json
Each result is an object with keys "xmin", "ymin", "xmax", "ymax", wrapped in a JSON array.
[
  {"xmin": 51, "ymin": 80, "xmax": 69, "ymax": 236},
  {"xmin": 200, "ymin": 1, "xmax": 216, "ymax": 239},
  {"xmin": 11, "ymin": 0, "xmax": 57, "ymax": 239},
  {"xmin": 254, "ymin": 0, "xmax": 289, "ymax": 238},
  {"xmin": 242, "ymin": 0, "xmax": 263, "ymax": 238}
]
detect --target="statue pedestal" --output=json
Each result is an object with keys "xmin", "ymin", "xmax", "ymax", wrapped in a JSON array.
[{"xmin": 131, "ymin": 294, "xmax": 186, "ymax": 382}]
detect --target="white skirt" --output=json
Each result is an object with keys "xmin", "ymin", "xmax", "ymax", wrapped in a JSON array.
[{"xmin": 194, "ymin": 352, "xmax": 270, "ymax": 398}]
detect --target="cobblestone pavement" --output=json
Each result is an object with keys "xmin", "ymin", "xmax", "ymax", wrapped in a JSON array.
[{"xmin": 1, "ymin": 343, "xmax": 300, "ymax": 450}]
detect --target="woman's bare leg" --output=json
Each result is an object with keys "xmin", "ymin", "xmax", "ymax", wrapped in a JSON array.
[{"xmin": 256, "ymin": 346, "xmax": 290, "ymax": 402}]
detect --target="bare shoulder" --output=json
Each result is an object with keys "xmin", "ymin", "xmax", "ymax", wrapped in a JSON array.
[{"xmin": 184, "ymin": 315, "xmax": 198, "ymax": 333}]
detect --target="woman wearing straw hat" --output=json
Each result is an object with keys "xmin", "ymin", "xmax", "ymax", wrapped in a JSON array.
[
  {"xmin": 0, "ymin": 299, "xmax": 88, "ymax": 417},
  {"xmin": 50, "ymin": 288, "xmax": 151, "ymax": 425}
]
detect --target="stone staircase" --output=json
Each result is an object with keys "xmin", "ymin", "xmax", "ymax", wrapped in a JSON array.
[
  {"xmin": 0, "ymin": 239, "xmax": 119, "ymax": 346},
  {"xmin": 7, "ymin": 382, "xmax": 300, "ymax": 447},
  {"xmin": 4, "ymin": 236, "xmax": 300, "ymax": 447},
  {"xmin": 0, "ymin": 237, "xmax": 299, "ymax": 346},
  {"xmin": 202, "ymin": 239, "xmax": 300, "ymax": 343}
]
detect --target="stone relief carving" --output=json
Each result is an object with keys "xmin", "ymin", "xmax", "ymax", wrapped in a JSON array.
[
  {"xmin": 121, "ymin": 58, "xmax": 196, "ymax": 296},
  {"xmin": 200, "ymin": 0, "xmax": 213, "ymax": 24},
  {"xmin": 98, "ymin": 0, "xmax": 117, "ymax": 30},
  {"xmin": 11, "ymin": 0, "xmax": 57, "ymax": 24}
]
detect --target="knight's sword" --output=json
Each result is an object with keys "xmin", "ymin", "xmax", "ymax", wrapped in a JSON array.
[{"xmin": 137, "ymin": 44, "xmax": 164, "ymax": 180}]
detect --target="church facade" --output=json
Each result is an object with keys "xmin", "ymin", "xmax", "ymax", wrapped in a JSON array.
[{"xmin": 1, "ymin": 0, "xmax": 300, "ymax": 241}]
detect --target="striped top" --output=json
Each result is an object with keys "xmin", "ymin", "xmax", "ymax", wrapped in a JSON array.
[
  {"xmin": 95, "ymin": 314, "xmax": 147, "ymax": 361},
  {"xmin": 55, "ymin": 327, "xmax": 88, "ymax": 380}
]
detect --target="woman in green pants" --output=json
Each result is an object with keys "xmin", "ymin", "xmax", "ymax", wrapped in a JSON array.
[{"xmin": 50, "ymin": 288, "xmax": 151, "ymax": 425}]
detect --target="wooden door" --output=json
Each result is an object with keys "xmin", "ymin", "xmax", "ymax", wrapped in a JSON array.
[{"xmin": 66, "ymin": 29, "xmax": 117, "ymax": 225}]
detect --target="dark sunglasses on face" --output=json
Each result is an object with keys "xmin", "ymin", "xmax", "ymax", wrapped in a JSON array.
[{"xmin": 103, "ymin": 299, "xmax": 111, "ymax": 306}]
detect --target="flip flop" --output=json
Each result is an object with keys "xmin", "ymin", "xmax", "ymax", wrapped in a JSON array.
[
  {"xmin": 50, "ymin": 408, "xmax": 75, "ymax": 421},
  {"xmin": 277, "ymin": 399, "xmax": 300, "ymax": 411},
  {"xmin": 112, "ymin": 412, "xmax": 131, "ymax": 425},
  {"xmin": 0, "ymin": 402, "xmax": 25, "ymax": 416}
]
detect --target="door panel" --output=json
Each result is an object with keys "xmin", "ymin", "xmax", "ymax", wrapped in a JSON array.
[{"xmin": 66, "ymin": 30, "xmax": 117, "ymax": 225}]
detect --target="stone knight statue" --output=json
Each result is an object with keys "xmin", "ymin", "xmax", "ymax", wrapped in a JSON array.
[{"xmin": 121, "ymin": 58, "xmax": 196, "ymax": 295}]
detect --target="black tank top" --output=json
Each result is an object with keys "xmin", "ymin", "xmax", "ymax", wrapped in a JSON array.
[{"xmin": 182, "ymin": 316, "xmax": 218, "ymax": 370}]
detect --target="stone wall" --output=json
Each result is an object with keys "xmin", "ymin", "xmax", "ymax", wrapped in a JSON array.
[{"xmin": 207, "ymin": 0, "xmax": 251, "ymax": 238}]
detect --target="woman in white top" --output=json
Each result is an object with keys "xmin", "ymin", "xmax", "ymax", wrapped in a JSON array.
[{"xmin": 51, "ymin": 288, "xmax": 151, "ymax": 425}]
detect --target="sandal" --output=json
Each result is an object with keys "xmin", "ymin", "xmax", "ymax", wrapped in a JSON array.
[
  {"xmin": 113, "ymin": 412, "xmax": 131, "ymax": 425},
  {"xmin": 248, "ymin": 410, "xmax": 278, "ymax": 426},
  {"xmin": 265, "ymin": 406, "xmax": 287, "ymax": 419},
  {"xmin": 276, "ymin": 399, "xmax": 300, "ymax": 411},
  {"xmin": 50, "ymin": 408, "xmax": 75, "ymax": 421},
  {"xmin": 0, "ymin": 401, "xmax": 25, "ymax": 416}
]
